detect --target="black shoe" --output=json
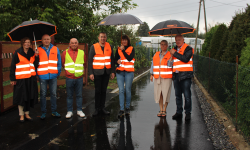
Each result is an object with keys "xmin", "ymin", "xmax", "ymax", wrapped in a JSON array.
[
  {"xmin": 125, "ymin": 108, "xmax": 130, "ymax": 115},
  {"xmin": 185, "ymin": 113, "xmax": 191, "ymax": 121},
  {"xmin": 25, "ymin": 117, "xmax": 33, "ymax": 121},
  {"xmin": 92, "ymin": 109, "xmax": 99, "ymax": 116},
  {"xmin": 19, "ymin": 119, "xmax": 25, "ymax": 123},
  {"xmin": 172, "ymin": 113, "xmax": 183, "ymax": 120},
  {"xmin": 102, "ymin": 108, "xmax": 110, "ymax": 115},
  {"xmin": 118, "ymin": 110, "xmax": 125, "ymax": 118}
]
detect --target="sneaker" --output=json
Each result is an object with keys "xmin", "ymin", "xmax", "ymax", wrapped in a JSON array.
[
  {"xmin": 102, "ymin": 108, "xmax": 110, "ymax": 115},
  {"xmin": 77, "ymin": 111, "xmax": 85, "ymax": 118},
  {"xmin": 92, "ymin": 109, "xmax": 99, "ymax": 116},
  {"xmin": 185, "ymin": 113, "xmax": 191, "ymax": 121},
  {"xmin": 40, "ymin": 113, "xmax": 46, "ymax": 120},
  {"xmin": 118, "ymin": 110, "xmax": 125, "ymax": 118},
  {"xmin": 52, "ymin": 112, "xmax": 61, "ymax": 118},
  {"xmin": 66, "ymin": 112, "xmax": 73, "ymax": 119},
  {"xmin": 172, "ymin": 113, "xmax": 182, "ymax": 120},
  {"xmin": 125, "ymin": 108, "xmax": 130, "ymax": 115}
]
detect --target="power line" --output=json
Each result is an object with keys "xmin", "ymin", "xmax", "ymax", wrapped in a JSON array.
[
  {"xmin": 208, "ymin": 0, "xmax": 246, "ymax": 7},
  {"xmin": 137, "ymin": 0, "xmax": 246, "ymax": 18}
]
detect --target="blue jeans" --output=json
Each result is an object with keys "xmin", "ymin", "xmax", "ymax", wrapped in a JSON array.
[
  {"xmin": 116, "ymin": 71, "xmax": 134, "ymax": 111},
  {"xmin": 40, "ymin": 78, "xmax": 57, "ymax": 113},
  {"xmin": 173, "ymin": 73, "xmax": 192, "ymax": 114},
  {"xmin": 66, "ymin": 77, "xmax": 83, "ymax": 112}
]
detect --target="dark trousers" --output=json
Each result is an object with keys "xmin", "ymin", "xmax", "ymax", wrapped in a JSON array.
[
  {"xmin": 173, "ymin": 73, "xmax": 192, "ymax": 114},
  {"xmin": 94, "ymin": 72, "xmax": 110, "ymax": 110}
]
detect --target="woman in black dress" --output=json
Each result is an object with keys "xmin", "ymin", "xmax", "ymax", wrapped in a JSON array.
[{"xmin": 10, "ymin": 37, "xmax": 39, "ymax": 122}]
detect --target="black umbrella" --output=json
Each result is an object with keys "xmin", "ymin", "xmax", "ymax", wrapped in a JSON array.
[
  {"xmin": 98, "ymin": 13, "xmax": 143, "ymax": 26},
  {"xmin": 7, "ymin": 19, "xmax": 57, "ymax": 49},
  {"xmin": 149, "ymin": 20, "xmax": 195, "ymax": 36}
]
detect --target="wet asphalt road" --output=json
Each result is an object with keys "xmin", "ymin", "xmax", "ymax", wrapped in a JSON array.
[{"xmin": 0, "ymin": 73, "xmax": 214, "ymax": 150}]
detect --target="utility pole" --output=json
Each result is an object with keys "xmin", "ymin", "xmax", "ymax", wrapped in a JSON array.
[
  {"xmin": 203, "ymin": 0, "xmax": 208, "ymax": 33},
  {"xmin": 194, "ymin": 0, "xmax": 202, "ymax": 54}
]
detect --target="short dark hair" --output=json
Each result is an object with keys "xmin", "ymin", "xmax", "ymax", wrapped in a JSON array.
[
  {"xmin": 20, "ymin": 37, "xmax": 31, "ymax": 47},
  {"xmin": 160, "ymin": 40, "xmax": 168, "ymax": 46},
  {"xmin": 122, "ymin": 35, "xmax": 131, "ymax": 46},
  {"xmin": 99, "ymin": 32, "xmax": 107, "ymax": 37}
]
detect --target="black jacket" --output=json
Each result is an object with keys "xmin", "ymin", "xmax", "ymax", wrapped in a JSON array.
[{"xmin": 172, "ymin": 44, "xmax": 193, "ymax": 81}]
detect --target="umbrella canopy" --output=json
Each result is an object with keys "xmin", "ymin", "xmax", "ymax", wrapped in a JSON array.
[
  {"xmin": 149, "ymin": 20, "xmax": 195, "ymax": 36},
  {"xmin": 7, "ymin": 19, "xmax": 57, "ymax": 42},
  {"xmin": 98, "ymin": 13, "xmax": 143, "ymax": 26}
]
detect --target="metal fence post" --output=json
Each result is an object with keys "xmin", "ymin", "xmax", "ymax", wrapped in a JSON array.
[{"xmin": 236, "ymin": 55, "xmax": 238, "ymax": 130}]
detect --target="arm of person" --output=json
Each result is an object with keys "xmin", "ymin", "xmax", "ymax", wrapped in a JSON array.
[
  {"xmin": 114, "ymin": 48, "xmax": 120, "ymax": 66},
  {"xmin": 122, "ymin": 47, "xmax": 135, "ymax": 61},
  {"xmin": 88, "ymin": 45, "xmax": 95, "ymax": 76},
  {"xmin": 110, "ymin": 45, "xmax": 115, "ymax": 74},
  {"xmin": 57, "ymin": 48, "xmax": 62, "ymax": 76},
  {"xmin": 173, "ymin": 46, "xmax": 193, "ymax": 63},
  {"xmin": 10, "ymin": 51, "xmax": 18, "ymax": 84},
  {"xmin": 61, "ymin": 50, "xmax": 66, "ymax": 69}
]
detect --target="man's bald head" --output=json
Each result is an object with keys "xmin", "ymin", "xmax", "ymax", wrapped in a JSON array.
[
  {"xmin": 69, "ymin": 38, "xmax": 79, "ymax": 50},
  {"xmin": 41, "ymin": 34, "xmax": 51, "ymax": 48},
  {"xmin": 175, "ymin": 34, "xmax": 184, "ymax": 48}
]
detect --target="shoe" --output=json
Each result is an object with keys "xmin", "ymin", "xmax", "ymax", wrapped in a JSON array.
[
  {"xmin": 40, "ymin": 113, "xmax": 46, "ymax": 120},
  {"xmin": 19, "ymin": 117, "xmax": 25, "ymax": 123},
  {"xmin": 77, "ymin": 111, "xmax": 85, "ymax": 118},
  {"xmin": 102, "ymin": 108, "xmax": 110, "ymax": 115},
  {"xmin": 125, "ymin": 108, "xmax": 130, "ymax": 115},
  {"xmin": 66, "ymin": 112, "xmax": 73, "ymax": 119},
  {"xmin": 172, "ymin": 113, "xmax": 182, "ymax": 120},
  {"xmin": 118, "ymin": 110, "xmax": 125, "ymax": 118},
  {"xmin": 162, "ymin": 111, "xmax": 167, "ymax": 117},
  {"xmin": 25, "ymin": 117, "xmax": 33, "ymax": 121},
  {"xmin": 52, "ymin": 112, "xmax": 61, "ymax": 118},
  {"xmin": 185, "ymin": 113, "xmax": 191, "ymax": 121},
  {"xmin": 157, "ymin": 111, "xmax": 162, "ymax": 117},
  {"xmin": 92, "ymin": 109, "xmax": 99, "ymax": 116}
]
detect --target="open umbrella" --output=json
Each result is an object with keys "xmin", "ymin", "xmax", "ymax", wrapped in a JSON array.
[
  {"xmin": 148, "ymin": 20, "xmax": 195, "ymax": 47},
  {"xmin": 98, "ymin": 13, "xmax": 143, "ymax": 42},
  {"xmin": 7, "ymin": 19, "xmax": 57, "ymax": 50}
]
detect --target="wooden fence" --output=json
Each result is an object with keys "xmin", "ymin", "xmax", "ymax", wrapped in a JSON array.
[{"xmin": 0, "ymin": 41, "xmax": 88, "ymax": 113}]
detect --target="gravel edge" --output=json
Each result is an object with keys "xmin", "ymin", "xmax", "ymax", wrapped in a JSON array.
[{"xmin": 193, "ymin": 82, "xmax": 236, "ymax": 150}]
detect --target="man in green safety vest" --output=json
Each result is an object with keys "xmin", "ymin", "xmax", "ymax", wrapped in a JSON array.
[{"xmin": 61, "ymin": 38, "xmax": 86, "ymax": 118}]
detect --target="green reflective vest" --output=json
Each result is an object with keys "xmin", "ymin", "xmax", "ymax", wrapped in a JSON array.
[{"xmin": 65, "ymin": 49, "xmax": 84, "ymax": 77}]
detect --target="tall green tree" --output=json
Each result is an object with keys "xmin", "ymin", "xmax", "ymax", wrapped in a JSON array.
[
  {"xmin": 208, "ymin": 23, "xmax": 227, "ymax": 59},
  {"xmin": 215, "ymin": 29, "xmax": 229, "ymax": 60},
  {"xmin": 136, "ymin": 22, "xmax": 150, "ymax": 37},
  {"xmin": 0, "ymin": 0, "xmax": 137, "ymax": 43},
  {"xmin": 200, "ymin": 25, "xmax": 219, "ymax": 56},
  {"xmin": 221, "ymin": 5, "xmax": 250, "ymax": 63}
]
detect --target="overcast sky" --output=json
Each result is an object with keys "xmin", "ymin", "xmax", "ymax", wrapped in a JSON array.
[{"xmin": 125, "ymin": 0, "xmax": 249, "ymax": 33}]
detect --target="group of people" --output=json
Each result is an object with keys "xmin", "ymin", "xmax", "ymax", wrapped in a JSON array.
[
  {"xmin": 150, "ymin": 35, "xmax": 193, "ymax": 121},
  {"xmin": 10, "ymin": 31, "xmax": 193, "ymax": 122},
  {"xmin": 10, "ymin": 32, "xmax": 136, "ymax": 122}
]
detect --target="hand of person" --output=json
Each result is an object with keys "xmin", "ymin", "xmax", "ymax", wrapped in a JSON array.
[
  {"xmin": 170, "ymin": 48, "xmax": 176, "ymax": 55},
  {"xmin": 111, "ymin": 73, "xmax": 115, "ymax": 79},
  {"xmin": 120, "ymin": 45, "xmax": 124, "ymax": 50},
  {"xmin": 89, "ymin": 74, "xmax": 94, "ymax": 81},
  {"xmin": 150, "ymin": 75, "xmax": 153, "ymax": 82},
  {"xmin": 35, "ymin": 49, "xmax": 39, "ymax": 55},
  {"xmin": 10, "ymin": 81, "xmax": 16, "ymax": 85},
  {"xmin": 117, "ymin": 59, "xmax": 121, "ymax": 65}
]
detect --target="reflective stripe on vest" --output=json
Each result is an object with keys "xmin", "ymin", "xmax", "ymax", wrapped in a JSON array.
[
  {"xmin": 173, "ymin": 43, "xmax": 194, "ymax": 72},
  {"xmin": 116, "ymin": 46, "xmax": 135, "ymax": 72},
  {"xmin": 153, "ymin": 51, "xmax": 173, "ymax": 79},
  {"xmin": 64, "ymin": 49, "xmax": 85, "ymax": 77},
  {"xmin": 93, "ymin": 42, "xmax": 111, "ymax": 69},
  {"xmin": 15, "ymin": 53, "xmax": 36, "ymax": 79},
  {"xmin": 37, "ymin": 46, "xmax": 58, "ymax": 75}
]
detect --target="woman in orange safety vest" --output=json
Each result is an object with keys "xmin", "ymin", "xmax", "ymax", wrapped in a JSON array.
[
  {"xmin": 150, "ymin": 40, "xmax": 173, "ymax": 117},
  {"xmin": 115, "ymin": 35, "xmax": 135, "ymax": 118},
  {"xmin": 10, "ymin": 37, "xmax": 39, "ymax": 123}
]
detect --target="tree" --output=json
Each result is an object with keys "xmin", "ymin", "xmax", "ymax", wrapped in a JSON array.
[
  {"xmin": 208, "ymin": 23, "xmax": 227, "ymax": 59},
  {"xmin": 221, "ymin": 5, "xmax": 250, "ymax": 63},
  {"xmin": 199, "ymin": 25, "xmax": 219, "ymax": 56},
  {"xmin": 214, "ymin": 29, "xmax": 229, "ymax": 60},
  {"xmin": 0, "ymin": 0, "xmax": 137, "ymax": 43},
  {"xmin": 136, "ymin": 22, "xmax": 150, "ymax": 37}
]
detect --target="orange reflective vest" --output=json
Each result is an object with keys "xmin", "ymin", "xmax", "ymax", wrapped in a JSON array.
[
  {"xmin": 153, "ymin": 51, "xmax": 173, "ymax": 79},
  {"xmin": 173, "ymin": 43, "xmax": 194, "ymax": 72},
  {"xmin": 37, "ymin": 46, "xmax": 58, "ymax": 75},
  {"xmin": 15, "ymin": 53, "xmax": 36, "ymax": 79},
  {"xmin": 93, "ymin": 42, "xmax": 112, "ymax": 69},
  {"xmin": 116, "ymin": 46, "xmax": 135, "ymax": 72}
]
